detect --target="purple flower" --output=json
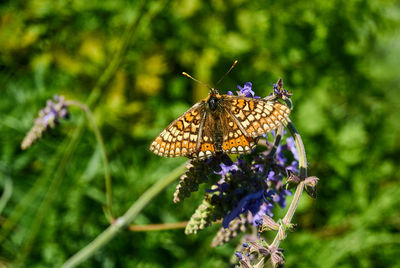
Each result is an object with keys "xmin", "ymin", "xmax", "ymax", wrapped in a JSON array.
[
  {"xmin": 276, "ymin": 143, "xmax": 288, "ymax": 166},
  {"xmin": 223, "ymin": 190, "xmax": 264, "ymax": 228},
  {"xmin": 21, "ymin": 95, "xmax": 69, "ymax": 150},
  {"xmin": 235, "ymin": 252, "xmax": 243, "ymax": 259},
  {"xmin": 251, "ymin": 202, "xmax": 274, "ymax": 226},
  {"xmin": 253, "ymin": 164, "xmax": 264, "ymax": 173},
  {"xmin": 267, "ymin": 171, "xmax": 276, "ymax": 181},
  {"xmin": 285, "ymin": 137, "xmax": 299, "ymax": 161},
  {"xmin": 272, "ymin": 190, "xmax": 292, "ymax": 208},
  {"xmin": 215, "ymin": 162, "xmax": 239, "ymax": 178},
  {"xmin": 286, "ymin": 160, "xmax": 299, "ymax": 173},
  {"xmin": 237, "ymin": 82, "xmax": 261, "ymax": 98}
]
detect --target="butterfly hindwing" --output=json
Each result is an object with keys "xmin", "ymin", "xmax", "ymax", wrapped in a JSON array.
[
  {"xmin": 223, "ymin": 95, "xmax": 290, "ymax": 138},
  {"xmin": 220, "ymin": 109, "xmax": 258, "ymax": 154},
  {"xmin": 191, "ymin": 111, "xmax": 217, "ymax": 160},
  {"xmin": 150, "ymin": 103, "xmax": 206, "ymax": 158}
]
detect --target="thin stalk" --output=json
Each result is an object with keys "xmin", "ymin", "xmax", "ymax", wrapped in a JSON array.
[
  {"xmin": 128, "ymin": 221, "xmax": 188, "ymax": 232},
  {"xmin": 0, "ymin": 171, "xmax": 12, "ymax": 216},
  {"xmin": 61, "ymin": 162, "xmax": 187, "ymax": 268},
  {"xmin": 13, "ymin": 114, "xmax": 87, "ymax": 265},
  {"xmin": 286, "ymin": 119, "xmax": 307, "ymax": 178},
  {"xmin": 268, "ymin": 125, "xmax": 284, "ymax": 157},
  {"xmin": 270, "ymin": 119, "xmax": 307, "ymax": 249},
  {"xmin": 66, "ymin": 100, "xmax": 113, "ymax": 219}
]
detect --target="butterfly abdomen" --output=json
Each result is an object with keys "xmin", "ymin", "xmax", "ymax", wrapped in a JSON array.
[{"xmin": 213, "ymin": 121, "xmax": 223, "ymax": 152}]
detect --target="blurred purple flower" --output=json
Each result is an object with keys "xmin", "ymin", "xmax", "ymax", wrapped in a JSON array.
[{"xmin": 21, "ymin": 95, "xmax": 69, "ymax": 150}]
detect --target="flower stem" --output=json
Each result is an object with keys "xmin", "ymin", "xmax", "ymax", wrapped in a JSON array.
[
  {"xmin": 286, "ymin": 119, "xmax": 307, "ymax": 178},
  {"xmin": 128, "ymin": 221, "xmax": 188, "ymax": 231},
  {"xmin": 268, "ymin": 125, "xmax": 284, "ymax": 157},
  {"xmin": 0, "ymin": 166, "xmax": 12, "ymax": 216},
  {"xmin": 61, "ymin": 162, "xmax": 187, "ymax": 268},
  {"xmin": 270, "ymin": 119, "xmax": 307, "ymax": 249},
  {"xmin": 66, "ymin": 100, "xmax": 113, "ymax": 219}
]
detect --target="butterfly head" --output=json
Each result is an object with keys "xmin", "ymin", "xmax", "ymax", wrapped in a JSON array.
[
  {"xmin": 210, "ymin": 87, "xmax": 220, "ymax": 95},
  {"xmin": 206, "ymin": 88, "xmax": 222, "ymax": 111}
]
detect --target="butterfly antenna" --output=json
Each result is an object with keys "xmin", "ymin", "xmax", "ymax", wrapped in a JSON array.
[
  {"xmin": 182, "ymin": 72, "xmax": 212, "ymax": 90},
  {"xmin": 215, "ymin": 60, "xmax": 238, "ymax": 87}
]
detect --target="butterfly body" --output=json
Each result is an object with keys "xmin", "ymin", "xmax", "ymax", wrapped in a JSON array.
[{"xmin": 150, "ymin": 89, "xmax": 290, "ymax": 160}]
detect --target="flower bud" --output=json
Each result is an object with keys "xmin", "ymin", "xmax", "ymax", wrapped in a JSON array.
[
  {"xmin": 259, "ymin": 215, "xmax": 279, "ymax": 232},
  {"xmin": 248, "ymin": 241, "xmax": 270, "ymax": 257},
  {"xmin": 304, "ymin": 176, "xmax": 319, "ymax": 198},
  {"xmin": 285, "ymin": 170, "xmax": 301, "ymax": 189},
  {"xmin": 270, "ymin": 247, "xmax": 285, "ymax": 268}
]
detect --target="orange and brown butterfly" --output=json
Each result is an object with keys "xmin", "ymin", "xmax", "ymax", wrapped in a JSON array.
[{"xmin": 150, "ymin": 63, "xmax": 291, "ymax": 160}]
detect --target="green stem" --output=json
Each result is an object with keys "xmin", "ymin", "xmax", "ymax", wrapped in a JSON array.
[
  {"xmin": 61, "ymin": 162, "xmax": 187, "ymax": 268},
  {"xmin": 128, "ymin": 221, "xmax": 188, "ymax": 232},
  {"xmin": 270, "ymin": 119, "xmax": 307, "ymax": 249},
  {"xmin": 14, "ymin": 118, "xmax": 85, "ymax": 266},
  {"xmin": 268, "ymin": 125, "xmax": 284, "ymax": 157},
  {"xmin": 286, "ymin": 119, "xmax": 307, "ymax": 179},
  {"xmin": 0, "ymin": 169, "xmax": 12, "ymax": 216},
  {"xmin": 67, "ymin": 100, "xmax": 113, "ymax": 219}
]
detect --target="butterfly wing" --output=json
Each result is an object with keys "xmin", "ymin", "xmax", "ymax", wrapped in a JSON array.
[
  {"xmin": 223, "ymin": 95, "xmax": 290, "ymax": 138},
  {"xmin": 150, "ymin": 102, "xmax": 207, "ymax": 158},
  {"xmin": 190, "ymin": 111, "xmax": 217, "ymax": 160},
  {"xmin": 190, "ymin": 108, "xmax": 258, "ymax": 159},
  {"xmin": 219, "ymin": 109, "xmax": 258, "ymax": 154}
]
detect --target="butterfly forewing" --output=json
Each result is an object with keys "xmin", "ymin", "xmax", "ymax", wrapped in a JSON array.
[
  {"xmin": 150, "ymin": 103, "xmax": 206, "ymax": 158},
  {"xmin": 224, "ymin": 95, "xmax": 290, "ymax": 138}
]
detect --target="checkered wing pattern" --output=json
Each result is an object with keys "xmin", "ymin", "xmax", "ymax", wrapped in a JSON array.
[
  {"xmin": 224, "ymin": 96, "xmax": 290, "ymax": 138},
  {"xmin": 150, "ymin": 94, "xmax": 291, "ymax": 160},
  {"xmin": 150, "ymin": 103, "xmax": 206, "ymax": 158},
  {"xmin": 191, "ymin": 112, "xmax": 216, "ymax": 160},
  {"xmin": 219, "ymin": 110, "xmax": 258, "ymax": 155}
]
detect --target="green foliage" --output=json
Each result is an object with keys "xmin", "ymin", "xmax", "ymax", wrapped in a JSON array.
[{"xmin": 1, "ymin": 0, "xmax": 400, "ymax": 267}]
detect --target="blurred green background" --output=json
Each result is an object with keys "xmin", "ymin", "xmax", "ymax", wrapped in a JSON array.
[{"xmin": 1, "ymin": 0, "xmax": 400, "ymax": 267}]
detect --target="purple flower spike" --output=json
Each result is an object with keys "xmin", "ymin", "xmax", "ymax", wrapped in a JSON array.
[{"xmin": 21, "ymin": 95, "xmax": 69, "ymax": 150}]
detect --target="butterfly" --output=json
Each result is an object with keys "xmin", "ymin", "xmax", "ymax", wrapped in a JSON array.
[{"xmin": 150, "ymin": 84, "xmax": 291, "ymax": 160}]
